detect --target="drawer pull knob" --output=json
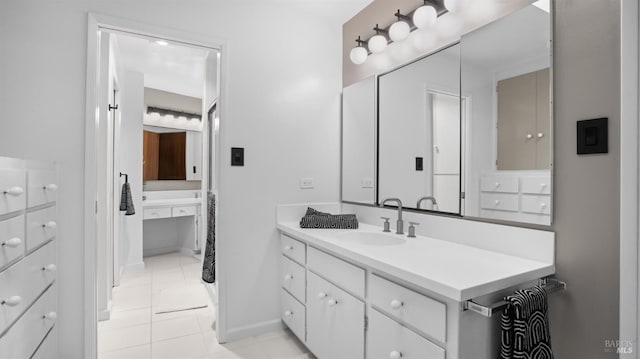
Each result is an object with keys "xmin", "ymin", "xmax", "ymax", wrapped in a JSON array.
[
  {"xmin": 2, "ymin": 237, "xmax": 22, "ymax": 248},
  {"xmin": 43, "ymin": 312, "xmax": 57, "ymax": 321},
  {"xmin": 284, "ymin": 310, "xmax": 293, "ymax": 317},
  {"xmin": 540, "ymin": 183, "xmax": 547, "ymax": 188},
  {"xmin": 390, "ymin": 351, "xmax": 403, "ymax": 359},
  {"xmin": 43, "ymin": 184, "xmax": 58, "ymax": 191},
  {"xmin": 180, "ymin": 210, "xmax": 186, "ymax": 213},
  {"xmin": 526, "ymin": 133, "xmax": 533, "ymax": 140},
  {"xmin": 494, "ymin": 200, "xmax": 500, "ymax": 206},
  {"xmin": 537, "ymin": 132, "xmax": 544, "ymax": 139},
  {"xmin": 390, "ymin": 300, "xmax": 404, "ymax": 309},
  {"xmin": 43, "ymin": 221, "xmax": 57, "ymax": 229},
  {"xmin": 327, "ymin": 299, "xmax": 338, "ymax": 307},
  {"xmin": 3, "ymin": 186, "xmax": 24, "ymax": 196},
  {"xmin": 318, "ymin": 292, "xmax": 327, "ymax": 299},
  {"xmin": 2, "ymin": 296, "xmax": 21, "ymax": 307},
  {"xmin": 42, "ymin": 264, "xmax": 57, "ymax": 272},
  {"xmin": 495, "ymin": 182, "xmax": 500, "ymax": 188},
  {"xmin": 284, "ymin": 274, "xmax": 293, "ymax": 281},
  {"xmin": 284, "ymin": 245, "xmax": 293, "ymax": 251},
  {"xmin": 540, "ymin": 203, "xmax": 547, "ymax": 208}
]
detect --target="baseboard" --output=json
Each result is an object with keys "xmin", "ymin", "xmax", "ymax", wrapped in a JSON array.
[
  {"xmin": 143, "ymin": 245, "xmax": 180, "ymax": 257},
  {"xmin": 219, "ymin": 319, "xmax": 285, "ymax": 344},
  {"xmin": 98, "ymin": 300, "xmax": 112, "ymax": 321},
  {"xmin": 125, "ymin": 261, "xmax": 145, "ymax": 271}
]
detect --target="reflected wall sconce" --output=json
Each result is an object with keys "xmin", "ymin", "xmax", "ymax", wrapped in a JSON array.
[{"xmin": 349, "ymin": 0, "xmax": 453, "ymax": 65}]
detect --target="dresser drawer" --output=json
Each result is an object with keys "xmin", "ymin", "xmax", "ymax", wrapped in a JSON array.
[
  {"xmin": 26, "ymin": 206, "xmax": 57, "ymax": 251},
  {"xmin": 480, "ymin": 175, "xmax": 518, "ymax": 193},
  {"xmin": 31, "ymin": 327, "xmax": 57, "ymax": 359},
  {"xmin": 0, "ymin": 285, "xmax": 57, "ymax": 359},
  {"xmin": 368, "ymin": 309, "xmax": 444, "ymax": 359},
  {"xmin": 521, "ymin": 194, "xmax": 551, "ymax": 215},
  {"xmin": 281, "ymin": 289, "xmax": 305, "ymax": 343},
  {"xmin": 480, "ymin": 193, "xmax": 518, "ymax": 212},
  {"xmin": 0, "ymin": 168, "xmax": 26, "ymax": 216},
  {"xmin": 172, "ymin": 205, "xmax": 197, "ymax": 217},
  {"xmin": 0, "ymin": 215, "xmax": 25, "ymax": 269},
  {"xmin": 369, "ymin": 274, "xmax": 446, "ymax": 343},
  {"xmin": 143, "ymin": 207, "xmax": 172, "ymax": 220},
  {"xmin": 28, "ymin": 169, "xmax": 58, "ymax": 208},
  {"xmin": 308, "ymin": 247, "xmax": 365, "ymax": 298},
  {"xmin": 521, "ymin": 176, "xmax": 551, "ymax": 195},
  {"xmin": 281, "ymin": 234, "xmax": 306, "ymax": 265},
  {"xmin": 281, "ymin": 256, "xmax": 305, "ymax": 302},
  {"xmin": 0, "ymin": 240, "xmax": 56, "ymax": 334}
]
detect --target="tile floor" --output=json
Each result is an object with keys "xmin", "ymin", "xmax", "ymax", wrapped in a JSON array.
[{"xmin": 98, "ymin": 252, "xmax": 314, "ymax": 359}]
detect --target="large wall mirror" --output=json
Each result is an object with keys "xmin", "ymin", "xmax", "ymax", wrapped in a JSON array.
[
  {"xmin": 341, "ymin": 2, "xmax": 552, "ymax": 226},
  {"xmin": 143, "ymin": 125, "xmax": 203, "ymax": 181},
  {"xmin": 378, "ymin": 44, "xmax": 461, "ymax": 214},
  {"xmin": 461, "ymin": 3, "xmax": 552, "ymax": 225}
]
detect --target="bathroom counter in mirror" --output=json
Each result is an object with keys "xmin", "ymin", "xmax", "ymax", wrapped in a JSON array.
[
  {"xmin": 142, "ymin": 198, "xmax": 201, "ymax": 208},
  {"xmin": 277, "ymin": 222, "xmax": 553, "ymax": 302}
]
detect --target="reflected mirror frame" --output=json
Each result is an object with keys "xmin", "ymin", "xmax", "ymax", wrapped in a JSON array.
[{"xmin": 375, "ymin": 41, "xmax": 463, "ymax": 217}]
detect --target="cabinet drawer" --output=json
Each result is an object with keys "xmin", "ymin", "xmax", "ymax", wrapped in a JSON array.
[
  {"xmin": 368, "ymin": 309, "xmax": 444, "ymax": 359},
  {"xmin": 0, "ymin": 215, "xmax": 25, "ymax": 269},
  {"xmin": 307, "ymin": 271, "xmax": 365, "ymax": 359},
  {"xmin": 480, "ymin": 193, "xmax": 518, "ymax": 212},
  {"xmin": 281, "ymin": 289, "xmax": 305, "ymax": 343},
  {"xmin": 0, "ymin": 285, "xmax": 57, "ymax": 359},
  {"xmin": 31, "ymin": 327, "xmax": 57, "ymax": 359},
  {"xmin": 521, "ymin": 176, "xmax": 551, "ymax": 195},
  {"xmin": 28, "ymin": 169, "xmax": 58, "ymax": 208},
  {"xmin": 0, "ymin": 168, "xmax": 26, "ymax": 215},
  {"xmin": 0, "ymin": 240, "xmax": 56, "ymax": 334},
  {"xmin": 143, "ymin": 207, "xmax": 172, "ymax": 220},
  {"xmin": 281, "ymin": 256, "xmax": 305, "ymax": 302},
  {"xmin": 308, "ymin": 247, "xmax": 365, "ymax": 298},
  {"xmin": 172, "ymin": 205, "xmax": 197, "ymax": 217},
  {"xmin": 521, "ymin": 194, "xmax": 551, "ymax": 215},
  {"xmin": 480, "ymin": 175, "xmax": 518, "ymax": 193},
  {"xmin": 26, "ymin": 206, "xmax": 57, "ymax": 251},
  {"xmin": 370, "ymin": 275, "xmax": 446, "ymax": 343},
  {"xmin": 281, "ymin": 234, "xmax": 306, "ymax": 265}
]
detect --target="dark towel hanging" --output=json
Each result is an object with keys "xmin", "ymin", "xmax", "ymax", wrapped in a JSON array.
[
  {"xmin": 202, "ymin": 192, "xmax": 216, "ymax": 283},
  {"xmin": 119, "ymin": 181, "xmax": 135, "ymax": 216},
  {"xmin": 500, "ymin": 285, "xmax": 554, "ymax": 359}
]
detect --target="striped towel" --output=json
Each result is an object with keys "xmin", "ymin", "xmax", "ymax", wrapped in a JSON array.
[
  {"xmin": 299, "ymin": 207, "xmax": 358, "ymax": 229},
  {"xmin": 119, "ymin": 182, "xmax": 135, "ymax": 216},
  {"xmin": 500, "ymin": 285, "xmax": 554, "ymax": 359}
]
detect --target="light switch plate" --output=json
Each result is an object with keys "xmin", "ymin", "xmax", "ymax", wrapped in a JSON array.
[{"xmin": 300, "ymin": 178, "xmax": 314, "ymax": 189}]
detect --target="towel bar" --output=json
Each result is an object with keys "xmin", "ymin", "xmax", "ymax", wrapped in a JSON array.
[{"xmin": 462, "ymin": 277, "xmax": 566, "ymax": 317}]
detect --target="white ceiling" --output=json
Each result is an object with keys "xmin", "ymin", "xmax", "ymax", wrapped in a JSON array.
[
  {"xmin": 114, "ymin": 34, "xmax": 215, "ymax": 99},
  {"xmin": 266, "ymin": 0, "xmax": 373, "ymax": 23}
]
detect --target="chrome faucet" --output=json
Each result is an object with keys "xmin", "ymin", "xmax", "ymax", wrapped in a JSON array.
[
  {"xmin": 380, "ymin": 198, "xmax": 404, "ymax": 235},
  {"xmin": 417, "ymin": 196, "xmax": 438, "ymax": 210}
]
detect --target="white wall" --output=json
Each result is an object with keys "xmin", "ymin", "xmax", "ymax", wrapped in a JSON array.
[
  {"xmin": 119, "ymin": 70, "xmax": 144, "ymax": 270},
  {"xmin": 0, "ymin": 0, "xmax": 344, "ymax": 356}
]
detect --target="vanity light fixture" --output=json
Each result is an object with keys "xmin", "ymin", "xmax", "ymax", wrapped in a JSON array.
[
  {"xmin": 413, "ymin": 2, "xmax": 438, "ymax": 29},
  {"xmin": 368, "ymin": 24, "xmax": 388, "ymax": 53},
  {"xmin": 349, "ymin": 36, "xmax": 369, "ymax": 65},
  {"xmin": 348, "ymin": 0, "xmax": 450, "ymax": 65},
  {"xmin": 389, "ymin": 10, "xmax": 411, "ymax": 42}
]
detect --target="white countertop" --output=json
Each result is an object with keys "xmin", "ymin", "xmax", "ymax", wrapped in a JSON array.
[
  {"xmin": 277, "ymin": 221, "xmax": 554, "ymax": 302},
  {"xmin": 142, "ymin": 198, "xmax": 202, "ymax": 208}
]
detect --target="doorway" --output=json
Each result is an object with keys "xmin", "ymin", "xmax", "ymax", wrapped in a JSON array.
[{"xmin": 85, "ymin": 14, "xmax": 223, "ymax": 359}]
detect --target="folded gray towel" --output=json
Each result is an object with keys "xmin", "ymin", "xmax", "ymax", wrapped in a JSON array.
[
  {"xmin": 300, "ymin": 208, "xmax": 358, "ymax": 229},
  {"xmin": 119, "ymin": 182, "xmax": 135, "ymax": 216}
]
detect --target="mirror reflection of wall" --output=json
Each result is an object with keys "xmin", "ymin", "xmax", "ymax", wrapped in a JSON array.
[
  {"xmin": 342, "ymin": 76, "xmax": 376, "ymax": 204},
  {"xmin": 378, "ymin": 44, "xmax": 461, "ymax": 214},
  {"xmin": 462, "ymin": 4, "xmax": 552, "ymax": 225}
]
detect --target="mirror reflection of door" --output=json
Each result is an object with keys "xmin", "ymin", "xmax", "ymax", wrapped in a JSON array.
[{"xmin": 431, "ymin": 92, "xmax": 462, "ymax": 213}]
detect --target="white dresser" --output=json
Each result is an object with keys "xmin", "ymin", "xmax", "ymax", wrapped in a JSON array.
[{"xmin": 0, "ymin": 157, "xmax": 58, "ymax": 359}]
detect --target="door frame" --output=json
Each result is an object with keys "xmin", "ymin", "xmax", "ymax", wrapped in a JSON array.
[{"xmin": 84, "ymin": 13, "xmax": 227, "ymax": 358}]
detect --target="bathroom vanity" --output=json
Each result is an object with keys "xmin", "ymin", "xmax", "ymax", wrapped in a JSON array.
[
  {"xmin": 276, "ymin": 204, "xmax": 555, "ymax": 359},
  {"xmin": 142, "ymin": 190, "xmax": 202, "ymax": 255}
]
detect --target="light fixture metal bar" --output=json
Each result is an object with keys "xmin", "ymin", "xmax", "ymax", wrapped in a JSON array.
[{"xmin": 147, "ymin": 106, "xmax": 201, "ymax": 121}]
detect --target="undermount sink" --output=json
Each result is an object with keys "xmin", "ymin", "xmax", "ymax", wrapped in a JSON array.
[{"xmin": 337, "ymin": 231, "xmax": 407, "ymax": 246}]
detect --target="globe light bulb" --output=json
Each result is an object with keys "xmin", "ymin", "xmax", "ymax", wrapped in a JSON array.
[
  {"xmin": 413, "ymin": 5, "xmax": 438, "ymax": 29},
  {"xmin": 368, "ymin": 34, "xmax": 388, "ymax": 53},
  {"xmin": 350, "ymin": 46, "xmax": 368, "ymax": 65},
  {"xmin": 389, "ymin": 21, "xmax": 411, "ymax": 42},
  {"xmin": 444, "ymin": 0, "xmax": 460, "ymax": 12}
]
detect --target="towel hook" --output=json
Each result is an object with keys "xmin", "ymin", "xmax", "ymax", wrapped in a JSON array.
[{"xmin": 119, "ymin": 172, "xmax": 129, "ymax": 183}]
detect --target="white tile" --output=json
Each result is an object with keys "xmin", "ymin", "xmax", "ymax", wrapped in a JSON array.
[
  {"xmin": 260, "ymin": 335, "xmax": 308, "ymax": 359},
  {"xmin": 152, "ymin": 269, "xmax": 185, "ymax": 284},
  {"xmin": 196, "ymin": 310, "xmax": 216, "ymax": 333},
  {"xmin": 100, "ymin": 344, "xmax": 151, "ymax": 359},
  {"xmin": 99, "ymin": 307, "xmax": 151, "ymax": 330},
  {"xmin": 152, "ymin": 316, "xmax": 201, "ymax": 342},
  {"xmin": 99, "ymin": 323, "xmax": 151, "ymax": 352},
  {"xmin": 151, "ymin": 333, "xmax": 208, "ymax": 359},
  {"xmin": 113, "ymin": 283, "xmax": 152, "ymax": 302},
  {"xmin": 153, "ymin": 285, "xmax": 209, "ymax": 314}
]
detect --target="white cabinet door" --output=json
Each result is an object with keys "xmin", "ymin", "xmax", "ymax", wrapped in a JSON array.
[
  {"xmin": 186, "ymin": 131, "xmax": 203, "ymax": 181},
  {"xmin": 307, "ymin": 271, "xmax": 365, "ymax": 359}
]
